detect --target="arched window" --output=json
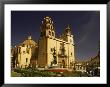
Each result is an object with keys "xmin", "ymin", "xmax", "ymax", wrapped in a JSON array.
[
  {"xmin": 52, "ymin": 32, "xmax": 54, "ymax": 36},
  {"xmin": 71, "ymin": 52, "xmax": 72, "ymax": 56},
  {"xmin": 51, "ymin": 48, "xmax": 53, "ymax": 52},
  {"xmin": 26, "ymin": 58, "xmax": 28, "ymax": 63},
  {"xmin": 49, "ymin": 31, "xmax": 51, "ymax": 35},
  {"xmin": 23, "ymin": 51, "xmax": 25, "ymax": 54},
  {"xmin": 22, "ymin": 44, "xmax": 25, "ymax": 47}
]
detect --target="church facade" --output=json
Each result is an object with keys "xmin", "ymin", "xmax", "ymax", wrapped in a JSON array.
[{"xmin": 11, "ymin": 16, "xmax": 75, "ymax": 69}]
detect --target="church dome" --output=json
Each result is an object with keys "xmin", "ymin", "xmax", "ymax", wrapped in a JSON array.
[{"xmin": 19, "ymin": 36, "xmax": 37, "ymax": 46}]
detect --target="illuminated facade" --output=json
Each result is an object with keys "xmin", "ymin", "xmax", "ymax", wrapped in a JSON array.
[{"xmin": 11, "ymin": 16, "xmax": 75, "ymax": 69}]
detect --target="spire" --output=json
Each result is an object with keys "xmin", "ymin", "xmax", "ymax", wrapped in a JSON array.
[
  {"xmin": 66, "ymin": 24, "xmax": 71, "ymax": 30},
  {"xmin": 44, "ymin": 16, "xmax": 51, "ymax": 22},
  {"xmin": 65, "ymin": 24, "xmax": 71, "ymax": 35}
]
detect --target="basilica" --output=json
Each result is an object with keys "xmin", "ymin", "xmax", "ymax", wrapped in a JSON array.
[{"xmin": 11, "ymin": 16, "xmax": 75, "ymax": 69}]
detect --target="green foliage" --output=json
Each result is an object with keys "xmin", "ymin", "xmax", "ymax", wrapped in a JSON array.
[
  {"xmin": 12, "ymin": 68, "xmax": 58, "ymax": 77},
  {"xmin": 11, "ymin": 71, "xmax": 21, "ymax": 77},
  {"xmin": 12, "ymin": 68, "xmax": 89, "ymax": 77}
]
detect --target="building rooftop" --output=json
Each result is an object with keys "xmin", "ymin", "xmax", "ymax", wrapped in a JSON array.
[{"xmin": 19, "ymin": 36, "xmax": 37, "ymax": 46}]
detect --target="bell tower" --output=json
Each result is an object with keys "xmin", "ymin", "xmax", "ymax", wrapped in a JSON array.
[
  {"xmin": 40, "ymin": 16, "xmax": 55, "ymax": 38},
  {"xmin": 38, "ymin": 16, "xmax": 56, "ymax": 68},
  {"xmin": 65, "ymin": 25, "xmax": 71, "ymax": 36},
  {"xmin": 63, "ymin": 25, "xmax": 74, "ymax": 45},
  {"xmin": 61, "ymin": 25, "xmax": 75, "ymax": 67}
]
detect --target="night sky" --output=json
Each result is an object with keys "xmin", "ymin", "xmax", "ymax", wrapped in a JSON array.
[{"xmin": 11, "ymin": 11, "xmax": 100, "ymax": 60}]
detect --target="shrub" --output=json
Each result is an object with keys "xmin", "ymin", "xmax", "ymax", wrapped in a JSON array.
[{"xmin": 11, "ymin": 71, "xmax": 21, "ymax": 77}]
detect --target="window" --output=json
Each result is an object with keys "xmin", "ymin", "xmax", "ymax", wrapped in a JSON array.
[
  {"xmin": 71, "ymin": 52, "xmax": 72, "ymax": 56},
  {"xmin": 60, "ymin": 43, "xmax": 65, "ymax": 55},
  {"xmin": 52, "ymin": 32, "xmax": 54, "ymax": 36},
  {"xmin": 51, "ymin": 25, "xmax": 53, "ymax": 29},
  {"xmin": 26, "ymin": 58, "xmax": 28, "ymax": 62},
  {"xmin": 51, "ymin": 48, "xmax": 53, "ymax": 52},
  {"xmin": 18, "ymin": 47, "xmax": 21, "ymax": 53},
  {"xmin": 49, "ymin": 31, "xmax": 51, "ymax": 35},
  {"xmin": 22, "ymin": 44, "xmax": 25, "ymax": 47},
  {"xmin": 23, "ymin": 51, "xmax": 25, "ymax": 54}
]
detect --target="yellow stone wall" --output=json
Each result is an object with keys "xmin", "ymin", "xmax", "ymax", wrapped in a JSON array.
[
  {"xmin": 17, "ymin": 45, "xmax": 31, "ymax": 68},
  {"xmin": 38, "ymin": 36, "xmax": 75, "ymax": 68},
  {"xmin": 37, "ymin": 37, "xmax": 47, "ymax": 67}
]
